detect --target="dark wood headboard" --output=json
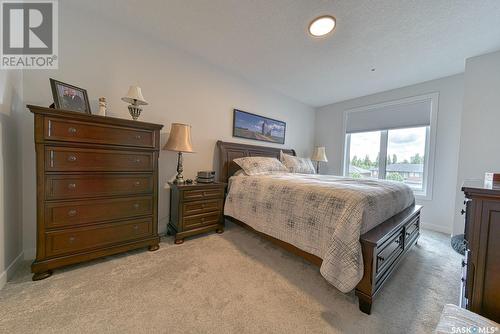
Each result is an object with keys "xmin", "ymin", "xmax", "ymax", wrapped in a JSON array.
[{"xmin": 217, "ymin": 141, "xmax": 296, "ymax": 183}]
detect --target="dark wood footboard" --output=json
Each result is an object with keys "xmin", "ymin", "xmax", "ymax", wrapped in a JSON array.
[{"xmin": 355, "ymin": 205, "xmax": 421, "ymax": 314}]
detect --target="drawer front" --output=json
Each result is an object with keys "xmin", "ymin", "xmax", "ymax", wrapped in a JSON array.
[
  {"xmin": 405, "ymin": 215, "xmax": 420, "ymax": 246},
  {"xmin": 182, "ymin": 187, "xmax": 224, "ymax": 201},
  {"xmin": 375, "ymin": 228, "xmax": 404, "ymax": 275},
  {"xmin": 45, "ymin": 147, "xmax": 153, "ymax": 172},
  {"xmin": 45, "ymin": 118, "xmax": 154, "ymax": 148},
  {"xmin": 45, "ymin": 218, "xmax": 152, "ymax": 257},
  {"xmin": 45, "ymin": 174, "xmax": 153, "ymax": 200},
  {"xmin": 182, "ymin": 199, "xmax": 222, "ymax": 217},
  {"xmin": 45, "ymin": 196, "xmax": 153, "ymax": 228},
  {"xmin": 183, "ymin": 212, "xmax": 221, "ymax": 230}
]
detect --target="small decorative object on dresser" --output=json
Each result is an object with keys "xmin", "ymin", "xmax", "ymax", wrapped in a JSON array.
[
  {"xmin": 28, "ymin": 105, "xmax": 163, "ymax": 281},
  {"xmin": 49, "ymin": 78, "xmax": 91, "ymax": 114},
  {"xmin": 163, "ymin": 123, "xmax": 194, "ymax": 184},
  {"xmin": 461, "ymin": 180, "xmax": 500, "ymax": 322},
  {"xmin": 168, "ymin": 182, "xmax": 225, "ymax": 244},
  {"xmin": 98, "ymin": 97, "xmax": 107, "ymax": 116},
  {"xmin": 121, "ymin": 85, "xmax": 148, "ymax": 120},
  {"xmin": 311, "ymin": 146, "xmax": 328, "ymax": 173}
]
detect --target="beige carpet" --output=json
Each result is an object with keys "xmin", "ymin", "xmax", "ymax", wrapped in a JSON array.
[{"xmin": 0, "ymin": 221, "xmax": 460, "ymax": 333}]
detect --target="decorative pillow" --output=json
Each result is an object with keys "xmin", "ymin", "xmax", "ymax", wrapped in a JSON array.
[
  {"xmin": 281, "ymin": 152, "xmax": 316, "ymax": 174},
  {"xmin": 233, "ymin": 157, "xmax": 288, "ymax": 175}
]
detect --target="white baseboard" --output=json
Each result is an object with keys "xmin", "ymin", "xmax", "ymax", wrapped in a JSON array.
[
  {"xmin": 23, "ymin": 248, "xmax": 36, "ymax": 261},
  {"xmin": 0, "ymin": 251, "xmax": 24, "ymax": 290},
  {"xmin": 421, "ymin": 221, "xmax": 452, "ymax": 235}
]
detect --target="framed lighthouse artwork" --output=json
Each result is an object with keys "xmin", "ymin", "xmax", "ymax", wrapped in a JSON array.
[{"xmin": 232, "ymin": 109, "xmax": 286, "ymax": 144}]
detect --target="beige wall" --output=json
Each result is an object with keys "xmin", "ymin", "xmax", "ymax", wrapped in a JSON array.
[
  {"xmin": 315, "ymin": 74, "xmax": 465, "ymax": 234},
  {"xmin": 0, "ymin": 69, "xmax": 23, "ymax": 288},
  {"xmin": 20, "ymin": 3, "xmax": 315, "ymax": 257},
  {"xmin": 453, "ymin": 50, "xmax": 500, "ymax": 234}
]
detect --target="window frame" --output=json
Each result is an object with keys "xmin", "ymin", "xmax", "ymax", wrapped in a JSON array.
[{"xmin": 342, "ymin": 93, "xmax": 438, "ymax": 201}]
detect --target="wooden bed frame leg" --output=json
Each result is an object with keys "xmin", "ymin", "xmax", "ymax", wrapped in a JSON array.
[{"xmin": 357, "ymin": 294, "xmax": 373, "ymax": 315}]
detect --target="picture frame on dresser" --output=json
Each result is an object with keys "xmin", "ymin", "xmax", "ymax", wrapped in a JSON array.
[
  {"xmin": 49, "ymin": 78, "xmax": 92, "ymax": 114},
  {"xmin": 28, "ymin": 105, "xmax": 163, "ymax": 281}
]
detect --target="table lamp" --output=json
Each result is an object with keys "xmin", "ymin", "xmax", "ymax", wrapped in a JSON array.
[
  {"xmin": 311, "ymin": 146, "xmax": 328, "ymax": 173},
  {"xmin": 163, "ymin": 123, "xmax": 194, "ymax": 184},
  {"xmin": 121, "ymin": 86, "xmax": 148, "ymax": 120}
]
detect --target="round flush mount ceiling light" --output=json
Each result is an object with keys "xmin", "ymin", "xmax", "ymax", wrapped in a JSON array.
[{"xmin": 308, "ymin": 15, "xmax": 336, "ymax": 37}]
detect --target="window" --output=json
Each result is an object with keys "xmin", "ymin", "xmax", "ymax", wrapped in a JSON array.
[
  {"xmin": 347, "ymin": 131, "xmax": 380, "ymax": 179},
  {"xmin": 386, "ymin": 127, "xmax": 427, "ymax": 191},
  {"xmin": 343, "ymin": 93, "xmax": 438, "ymax": 199}
]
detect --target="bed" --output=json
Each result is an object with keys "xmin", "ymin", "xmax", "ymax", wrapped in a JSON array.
[{"xmin": 217, "ymin": 140, "xmax": 422, "ymax": 314}]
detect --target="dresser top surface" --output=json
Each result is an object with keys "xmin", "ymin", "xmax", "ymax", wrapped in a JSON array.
[
  {"xmin": 462, "ymin": 180, "xmax": 500, "ymax": 196},
  {"xmin": 28, "ymin": 105, "xmax": 164, "ymax": 131}
]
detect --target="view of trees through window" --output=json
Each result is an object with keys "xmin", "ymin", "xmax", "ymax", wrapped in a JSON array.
[{"xmin": 347, "ymin": 127, "xmax": 427, "ymax": 191}]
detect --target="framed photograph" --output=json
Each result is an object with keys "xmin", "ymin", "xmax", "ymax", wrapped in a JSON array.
[
  {"xmin": 50, "ymin": 78, "xmax": 91, "ymax": 114},
  {"xmin": 233, "ymin": 109, "xmax": 286, "ymax": 144}
]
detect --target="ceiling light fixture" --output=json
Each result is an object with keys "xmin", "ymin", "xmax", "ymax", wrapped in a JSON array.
[{"xmin": 308, "ymin": 15, "xmax": 336, "ymax": 37}]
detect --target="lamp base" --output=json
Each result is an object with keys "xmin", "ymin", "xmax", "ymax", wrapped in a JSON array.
[
  {"xmin": 173, "ymin": 152, "xmax": 185, "ymax": 184},
  {"xmin": 128, "ymin": 105, "xmax": 142, "ymax": 120}
]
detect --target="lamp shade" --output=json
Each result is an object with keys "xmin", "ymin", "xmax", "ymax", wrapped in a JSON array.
[
  {"xmin": 121, "ymin": 86, "xmax": 148, "ymax": 105},
  {"xmin": 163, "ymin": 123, "xmax": 194, "ymax": 153},
  {"xmin": 311, "ymin": 146, "xmax": 328, "ymax": 162}
]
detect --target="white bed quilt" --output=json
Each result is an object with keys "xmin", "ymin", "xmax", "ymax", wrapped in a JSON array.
[{"xmin": 224, "ymin": 173, "xmax": 414, "ymax": 292}]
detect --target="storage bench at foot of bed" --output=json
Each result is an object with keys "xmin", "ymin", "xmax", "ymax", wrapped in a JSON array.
[{"xmin": 355, "ymin": 205, "xmax": 422, "ymax": 314}]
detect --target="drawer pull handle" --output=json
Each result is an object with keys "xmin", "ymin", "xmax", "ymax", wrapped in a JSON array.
[
  {"xmin": 68, "ymin": 127, "xmax": 77, "ymax": 134},
  {"xmin": 135, "ymin": 135, "xmax": 142, "ymax": 140},
  {"xmin": 68, "ymin": 236, "xmax": 76, "ymax": 242},
  {"xmin": 134, "ymin": 181, "xmax": 141, "ymax": 186},
  {"xmin": 377, "ymin": 256, "xmax": 385, "ymax": 263},
  {"xmin": 67, "ymin": 155, "xmax": 77, "ymax": 162},
  {"xmin": 133, "ymin": 158, "xmax": 141, "ymax": 163},
  {"xmin": 133, "ymin": 225, "xmax": 139, "ymax": 230},
  {"xmin": 68, "ymin": 209, "xmax": 77, "ymax": 217},
  {"xmin": 67, "ymin": 183, "xmax": 77, "ymax": 189},
  {"xmin": 133, "ymin": 203, "xmax": 140, "ymax": 209}
]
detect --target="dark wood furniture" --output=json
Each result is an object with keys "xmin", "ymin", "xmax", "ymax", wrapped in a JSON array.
[
  {"xmin": 461, "ymin": 181, "xmax": 500, "ymax": 322},
  {"xmin": 168, "ymin": 182, "xmax": 225, "ymax": 244},
  {"xmin": 28, "ymin": 105, "xmax": 163, "ymax": 281},
  {"xmin": 217, "ymin": 140, "xmax": 421, "ymax": 314}
]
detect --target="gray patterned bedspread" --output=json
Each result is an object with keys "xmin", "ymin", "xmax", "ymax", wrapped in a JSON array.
[{"xmin": 224, "ymin": 173, "xmax": 414, "ymax": 292}]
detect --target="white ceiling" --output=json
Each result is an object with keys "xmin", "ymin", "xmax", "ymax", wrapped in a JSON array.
[{"xmin": 72, "ymin": 0, "xmax": 500, "ymax": 107}]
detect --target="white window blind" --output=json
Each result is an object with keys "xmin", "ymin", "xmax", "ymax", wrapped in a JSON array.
[{"xmin": 346, "ymin": 99, "xmax": 432, "ymax": 133}]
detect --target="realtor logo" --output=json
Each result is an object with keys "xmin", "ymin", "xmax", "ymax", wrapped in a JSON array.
[{"xmin": 1, "ymin": 0, "xmax": 58, "ymax": 69}]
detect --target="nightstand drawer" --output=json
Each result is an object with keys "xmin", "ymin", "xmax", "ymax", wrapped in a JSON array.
[
  {"xmin": 182, "ymin": 188, "xmax": 224, "ymax": 201},
  {"xmin": 183, "ymin": 212, "xmax": 221, "ymax": 229},
  {"xmin": 183, "ymin": 199, "xmax": 223, "ymax": 216}
]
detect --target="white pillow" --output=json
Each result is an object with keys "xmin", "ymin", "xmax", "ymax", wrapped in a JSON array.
[
  {"xmin": 280, "ymin": 151, "xmax": 316, "ymax": 174},
  {"xmin": 233, "ymin": 157, "xmax": 288, "ymax": 175}
]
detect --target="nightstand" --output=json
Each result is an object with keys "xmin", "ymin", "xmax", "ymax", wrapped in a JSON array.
[{"xmin": 167, "ymin": 182, "xmax": 226, "ymax": 244}]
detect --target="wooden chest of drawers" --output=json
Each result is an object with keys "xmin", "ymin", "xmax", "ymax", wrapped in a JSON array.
[
  {"xmin": 29, "ymin": 105, "xmax": 163, "ymax": 280},
  {"xmin": 168, "ymin": 182, "xmax": 225, "ymax": 244},
  {"xmin": 461, "ymin": 182, "xmax": 500, "ymax": 322}
]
